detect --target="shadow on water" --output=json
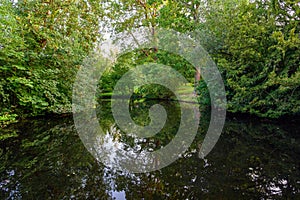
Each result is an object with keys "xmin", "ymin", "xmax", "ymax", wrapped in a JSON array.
[{"xmin": 0, "ymin": 100, "xmax": 299, "ymax": 199}]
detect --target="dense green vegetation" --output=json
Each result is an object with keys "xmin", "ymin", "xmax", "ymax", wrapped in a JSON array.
[
  {"xmin": 204, "ymin": 0, "xmax": 300, "ymax": 118},
  {"xmin": 104, "ymin": 0, "xmax": 299, "ymax": 118},
  {"xmin": 0, "ymin": 0, "xmax": 102, "ymax": 124},
  {"xmin": 1, "ymin": 0, "xmax": 299, "ymax": 125}
]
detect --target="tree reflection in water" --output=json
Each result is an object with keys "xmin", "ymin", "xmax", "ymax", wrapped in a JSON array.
[{"xmin": 0, "ymin": 100, "xmax": 299, "ymax": 199}]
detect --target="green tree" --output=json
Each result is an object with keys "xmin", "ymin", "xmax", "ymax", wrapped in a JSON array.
[
  {"xmin": 198, "ymin": 0, "xmax": 299, "ymax": 118},
  {"xmin": 101, "ymin": 0, "xmax": 199, "ymax": 100},
  {"xmin": 0, "ymin": 0, "xmax": 103, "ymax": 122}
]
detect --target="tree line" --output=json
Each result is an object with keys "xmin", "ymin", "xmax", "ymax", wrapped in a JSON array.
[{"xmin": 0, "ymin": 0, "xmax": 299, "ymax": 125}]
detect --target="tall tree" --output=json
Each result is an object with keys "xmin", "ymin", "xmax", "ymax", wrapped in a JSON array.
[
  {"xmin": 202, "ymin": 0, "xmax": 300, "ymax": 118},
  {"xmin": 0, "ymin": 0, "xmax": 103, "ymax": 118}
]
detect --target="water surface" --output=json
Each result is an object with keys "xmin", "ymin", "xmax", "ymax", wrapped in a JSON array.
[{"xmin": 1, "ymin": 101, "xmax": 299, "ymax": 199}]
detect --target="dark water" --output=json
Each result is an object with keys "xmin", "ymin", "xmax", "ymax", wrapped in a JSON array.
[{"xmin": 1, "ymin": 101, "xmax": 299, "ymax": 199}]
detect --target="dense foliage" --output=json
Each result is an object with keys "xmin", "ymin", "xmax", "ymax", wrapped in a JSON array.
[
  {"xmin": 103, "ymin": 0, "xmax": 300, "ymax": 118},
  {"xmin": 202, "ymin": 0, "xmax": 300, "ymax": 118},
  {"xmin": 0, "ymin": 0, "xmax": 102, "ymax": 123},
  {"xmin": 1, "ymin": 0, "xmax": 299, "ymax": 124},
  {"xmin": 99, "ymin": 49, "xmax": 195, "ymax": 100}
]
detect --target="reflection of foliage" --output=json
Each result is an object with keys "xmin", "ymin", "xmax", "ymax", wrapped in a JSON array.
[
  {"xmin": 97, "ymin": 100, "xmax": 181, "ymax": 151},
  {"xmin": 128, "ymin": 101, "xmax": 181, "ymax": 149},
  {"xmin": 95, "ymin": 100, "xmax": 299, "ymax": 198},
  {"xmin": 0, "ymin": 119, "xmax": 109, "ymax": 199},
  {"xmin": 107, "ymin": 117, "xmax": 299, "ymax": 199},
  {"xmin": 1, "ymin": 102, "xmax": 299, "ymax": 199}
]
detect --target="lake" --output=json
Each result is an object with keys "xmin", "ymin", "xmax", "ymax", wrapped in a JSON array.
[{"xmin": 1, "ymin": 100, "xmax": 299, "ymax": 199}]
